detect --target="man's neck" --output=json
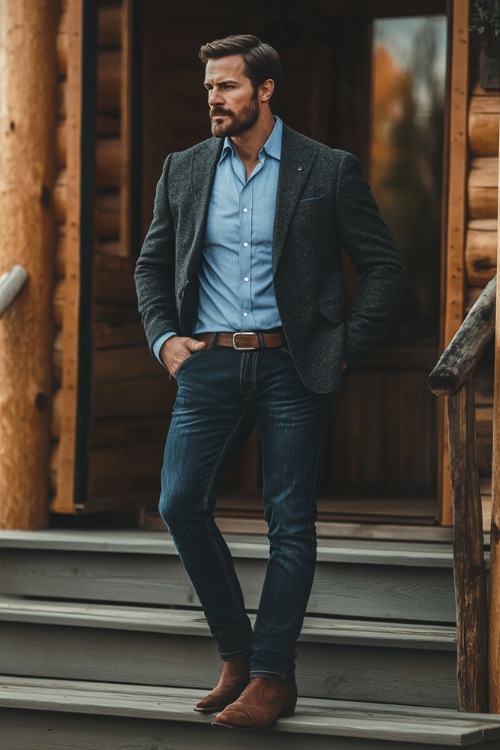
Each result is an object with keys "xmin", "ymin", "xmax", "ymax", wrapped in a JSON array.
[{"xmin": 230, "ymin": 110, "xmax": 276, "ymax": 174}]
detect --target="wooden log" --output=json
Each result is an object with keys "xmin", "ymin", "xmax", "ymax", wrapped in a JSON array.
[
  {"xmin": 53, "ymin": 330, "xmax": 63, "ymax": 387},
  {"xmin": 56, "ymin": 119, "xmax": 67, "ymax": 167},
  {"xmin": 468, "ymin": 157, "xmax": 499, "ymax": 220},
  {"xmin": 465, "ymin": 226, "xmax": 497, "ymax": 285},
  {"xmin": 57, "ymin": 78, "xmax": 66, "ymax": 119},
  {"xmin": 97, "ymin": 50, "xmax": 120, "ymax": 113},
  {"xmin": 447, "ymin": 382, "xmax": 489, "ymax": 712},
  {"xmin": 0, "ymin": 265, "xmax": 29, "ymax": 319},
  {"xmin": 469, "ymin": 98, "xmax": 500, "ymax": 157},
  {"xmin": 489, "ymin": 115, "xmax": 500, "ymax": 714},
  {"xmin": 55, "ymin": 230, "xmax": 67, "ymax": 278},
  {"xmin": 54, "ymin": 170, "xmax": 67, "ymax": 222},
  {"xmin": 95, "ymin": 191, "xmax": 120, "ymax": 238},
  {"xmin": 93, "ymin": 319, "xmax": 144, "ymax": 349},
  {"xmin": 98, "ymin": 4, "xmax": 121, "ymax": 48},
  {"xmin": 96, "ymin": 137, "xmax": 121, "ymax": 189},
  {"xmin": 56, "ymin": 31, "xmax": 68, "ymax": 76},
  {"xmin": 53, "ymin": 280, "xmax": 64, "ymax": 327},
  {"xmin": 428, "ymin": 276, "xmax": 496, "ymax": 396},
  {"xmin": 0, "ymin": 0, "xmax": 59, "ymax": 529},
  {"xmin": 52, "ymin": 389, "xmax": 62, "ymax": 440}
]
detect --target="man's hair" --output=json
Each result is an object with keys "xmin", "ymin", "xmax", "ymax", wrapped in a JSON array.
[{"xmin": 199, "ymin": 34, "xmax": 282, "ymax": 104}]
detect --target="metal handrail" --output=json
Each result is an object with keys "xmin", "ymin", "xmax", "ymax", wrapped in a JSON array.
[{"xmin": 0, "ymin": 265, "xmax": 28, "ymax": 318}]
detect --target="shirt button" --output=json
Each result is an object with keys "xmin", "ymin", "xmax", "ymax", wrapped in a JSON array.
[
  {"xmin": 243, "ymin": 242, "xmax": 249, "ymax": 247},
  {"xmin": 243, "ymin": 276, "xmax": 249, "ymax": 282},
  {"xmin": 243, "ymin": 312, "xmax": 248, "ymax": 317},
  {"xmin": 243, "ymin": 208, "xmax": 248, "ymax": 213}
]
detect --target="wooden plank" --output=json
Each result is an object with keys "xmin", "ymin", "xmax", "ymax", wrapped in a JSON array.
[
  {"xmin": 447, "ymin": 382, "xmax": 489, "ymax": 712},
  {"xmin": 440, "ymin": 0, "xmax": 471, "ymax": 528},
  {"xmin": 1, "ymin": 677, "xmax": 500, "ymax": 748},
  {"xmin": 489, "ymin": 112, "xmax": 500, "ymax": 713},
  {"xmin": 52, "ymin": 0, "xmax": 84, "ymax": 514},
  {"xmin": 0, "ymin": 547, "xmax": 457, "ymax": 622},
  {"xmin": 0, "ymin": 619, "xmax": 456, "ymax": 708}
]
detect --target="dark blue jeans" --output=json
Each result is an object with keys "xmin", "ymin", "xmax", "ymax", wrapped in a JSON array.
[{"xmin": 159, "ymin": 342, "xmax": 331, "ymax": 682}]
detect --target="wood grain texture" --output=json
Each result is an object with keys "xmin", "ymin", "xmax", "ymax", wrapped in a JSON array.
[
  {"xmin": 447, "ymin": 382, "xmax": 489, "ymax": 712},
  {"xmin": 0, "ymin": 0, "xmax": 59, "ymax": 529}
]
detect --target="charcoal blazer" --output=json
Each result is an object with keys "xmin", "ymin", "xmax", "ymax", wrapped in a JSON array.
[{"xmin": 135, "ymin": 124, "xmax": 406, "ymax": 393}]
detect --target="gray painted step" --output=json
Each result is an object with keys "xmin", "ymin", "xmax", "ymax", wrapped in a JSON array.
[
  {"xmin": 0, "ymin": 597, "xmax": 458, "ymax": 708},
  {"xmin": 1, "ymin": 677, "xmax": 499, "ymax": 750},
  {"xmin": 0, "ymin": 530, "xmax": 459, "ymax": 622}
]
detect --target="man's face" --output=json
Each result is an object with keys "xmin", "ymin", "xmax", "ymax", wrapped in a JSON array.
[{"xmin": 204, "ymin": 55, "xmax": 260, "ymax": 138}]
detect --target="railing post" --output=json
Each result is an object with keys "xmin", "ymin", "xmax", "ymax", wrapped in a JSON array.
[
  {"xmin": 448, "ymin": 380, "xmax": 489, "ymax": 712},
  {"xmin": 489, "ymin": 116, "xmax": 500, "ymax": 713}
]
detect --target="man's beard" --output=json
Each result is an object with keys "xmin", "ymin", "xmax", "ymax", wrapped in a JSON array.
[{"xmin": 210, "ymin": 93, "xmax": 259, "ymax": 138}]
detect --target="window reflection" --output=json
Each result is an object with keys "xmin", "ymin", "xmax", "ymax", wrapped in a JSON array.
[{"xmin": 369, "ymin": 16, "xmax": 447, "ymax": 346}]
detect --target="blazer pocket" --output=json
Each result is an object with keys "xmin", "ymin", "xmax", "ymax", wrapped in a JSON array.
[{"xmin": 319, "ymin": 299, "xmax": 342, "ymax": 324}]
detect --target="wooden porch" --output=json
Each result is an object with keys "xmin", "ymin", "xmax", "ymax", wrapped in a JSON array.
[{"xmin": 1, "ymin": 528, "xmax": 500, "ymax": 749}]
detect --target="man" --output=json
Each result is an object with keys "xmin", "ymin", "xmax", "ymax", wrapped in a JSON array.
[{"xmin": 135, "ymin": 34, "xmax": 405, "ymax": 730}]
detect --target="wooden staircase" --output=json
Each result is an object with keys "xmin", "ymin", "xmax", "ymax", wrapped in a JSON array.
[{"xmin": 1, "ymin": 529, "xmax": 500, "ymax": 749}]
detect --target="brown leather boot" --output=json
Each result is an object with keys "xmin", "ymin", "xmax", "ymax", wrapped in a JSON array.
[
  {"xmin": 194, "ymin": 657, "xmax": 250, "ymax": 714},
  {"xmin": 212, "ymin": 677, "xmax": 297, "ymax": 729}
]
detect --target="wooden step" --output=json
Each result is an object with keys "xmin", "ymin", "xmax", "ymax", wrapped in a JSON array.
[
  {"xmin": 0, "ymin": 597, "xmax": 458, "ymax": 708},
  {"xmin": 1, "ymin": 677, "xmax": 500, "ymax": 750},
  {"xmin": 0, "ymin": 530, "xmax": 459, "ymax": 622}
]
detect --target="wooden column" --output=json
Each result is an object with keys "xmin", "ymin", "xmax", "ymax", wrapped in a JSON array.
[
  {"xmin": 489, "ymin": 117, "xmax": 500, "ymax": 713},
  {"xmin": 0, "ymin": 0, "xmax": 59, "ymax": 528},
  {"xmin": 440, "ymin": 0, "xmax": 470, "ymax": 526}
]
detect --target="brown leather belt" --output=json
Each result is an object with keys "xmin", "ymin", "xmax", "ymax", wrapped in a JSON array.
[{"xmin": 196, "ymin": 331, "xmax": 284, "ymax": 350}]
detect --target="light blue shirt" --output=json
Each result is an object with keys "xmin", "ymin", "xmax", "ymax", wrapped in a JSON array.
[{"xmin": 153, "ymin": 117, "xmax": 283, "ymax": 361}]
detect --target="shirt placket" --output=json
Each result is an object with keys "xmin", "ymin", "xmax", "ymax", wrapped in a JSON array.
[{"xmin": 239, "ymin": 179, "xmax": 255, "ymax": 330}]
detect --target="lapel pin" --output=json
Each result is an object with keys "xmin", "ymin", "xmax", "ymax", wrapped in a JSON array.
[{"xmin": 297, "ymin": 166, "xmax": 303, "ymax": 171}]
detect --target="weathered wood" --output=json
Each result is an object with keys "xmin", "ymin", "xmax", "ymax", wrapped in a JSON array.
[
  {"xmin": 0, "ymin": 601, "xmax": 457, "ymax": 708},
  {"xmin": 469, "ymin": 108, "xmax": 500, "ymax": 157},
  {"xmin": 1, "ymin": 678, "xmax": 500, "ymax": 750},
  {"xmin": 468, "ymin": 157, "xmax": 499, "ymax": 219},
  {"xmin": 466, "ymin": 227, "xmax": 497, "ymax": 286},
  {"xmin": 97, "ymin": 50, "xmax": 120, "ymax": 113},
  {"xmin": 0, "ymin": 265, "xmax": 29, "ymax": 318},
  {"xmin": 447, "ymin": 382, "xmax": 489, "ymax": 712},
  {"xmin": 489, "ymin": 118, "xmax": 500, "ymax": 714},
  {"xmin": 0, "ymin": 0, "xmax": 59, "ymax": 529},
  {"xmin": 95, "ymin": 138, "xmax": 121, "ymax": 189},
  {"xmin": 428, "ymin": 277, "xmax": 496, "ymax": 396}
]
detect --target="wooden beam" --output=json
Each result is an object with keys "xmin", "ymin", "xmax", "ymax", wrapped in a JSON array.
[
  {"xmin": 447, "ymin": 381, "xmax": 489, "ymax": 712},
  {"xmin": 489, "ymin": 115, "xmax": 500, "ymax": 714},
  {"xmin": 440, "ymin": 0, "xmax": 470, "ymax": 526},
  {"xmin": 52, "ymin": 0, "xmax": 84, "ymax": 514},
  {"xmin": 0, "ymin": 0, "xmax": 59, "ymax": 529}
]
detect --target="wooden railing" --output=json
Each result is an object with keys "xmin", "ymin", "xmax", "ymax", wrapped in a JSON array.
[
  {"xmin": 428, "ymin": 276, "xmax": 496, "ymax": 713},
  {"xmin": 0, "ymin": 265, "xmax": 28, "ymax": 318}
]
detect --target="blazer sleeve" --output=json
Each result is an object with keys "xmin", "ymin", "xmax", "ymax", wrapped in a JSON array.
[
  {"xmin": 134, "ymin": 155, "xmax": 181, "ymax": 351},
  {"xmin": 335, "ymin": 151, "xmax": 406, "ymax": 371}
]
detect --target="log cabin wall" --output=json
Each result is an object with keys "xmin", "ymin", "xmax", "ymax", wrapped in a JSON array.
[{"xmin": 467, "ymin": 42, "xmax": 499, "ymax": 514}]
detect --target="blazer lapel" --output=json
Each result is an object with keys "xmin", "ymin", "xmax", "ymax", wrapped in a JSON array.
[
  {"xmin": 187, "ymin": 138, "xmax": 223, "ymax": 278},
  {"xmin": 272, "ymin": 126, "xmax": 318, "ymax": 274}
]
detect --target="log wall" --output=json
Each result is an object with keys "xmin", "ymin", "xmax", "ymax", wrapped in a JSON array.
[{"xmin": 466, "ymin": 54, "xmax": 499, "ymax": 493}]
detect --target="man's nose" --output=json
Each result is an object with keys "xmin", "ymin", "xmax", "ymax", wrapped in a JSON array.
[{"xmin": 209, "ymin": 88, "xmax": 223, "ymax": 106}]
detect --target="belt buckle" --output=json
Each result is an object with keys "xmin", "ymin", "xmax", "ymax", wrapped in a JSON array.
[{"xmin": 232, "ymin": 332, "xmax": 257, "ymax": 350}]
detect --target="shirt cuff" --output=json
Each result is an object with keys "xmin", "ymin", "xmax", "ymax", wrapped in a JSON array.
[{"xmin": 153, "ymin": 332, "xmax": 177, "ymax": 366}]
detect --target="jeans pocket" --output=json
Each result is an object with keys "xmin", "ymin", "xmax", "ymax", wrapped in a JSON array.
[{"xmin": 174, "ymin": 348, "xmax": 206, "ymax": 378}]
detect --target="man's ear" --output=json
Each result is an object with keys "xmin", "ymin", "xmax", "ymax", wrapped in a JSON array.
[{"xmin": 260, "ymin": 79, "xmax": 274, "ymax": 103}]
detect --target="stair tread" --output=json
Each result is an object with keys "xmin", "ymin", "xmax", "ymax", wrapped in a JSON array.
[
  {"xmin": 0, "ymin": 597, "xmax": 456, "ymax": 649},
  {"xmin": 0, "ymin": 529, "xmax": 461, "ymax": 566},
  {"xmin": 0, "ymin": 676, "xmax": 499, "ymax": 744}
]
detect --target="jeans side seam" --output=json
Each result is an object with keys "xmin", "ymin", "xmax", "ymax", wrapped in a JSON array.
[{"xmin": 203, "ymin": 412, "xmax": 253, "ymax": 646}]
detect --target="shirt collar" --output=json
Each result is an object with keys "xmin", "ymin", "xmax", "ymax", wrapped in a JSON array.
[{"xmin": 219, "ymin": 116, "xmax": 283, "ymax": 165}]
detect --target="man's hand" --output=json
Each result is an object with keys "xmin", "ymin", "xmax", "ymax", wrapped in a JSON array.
[{"xmin": 160, "ymin": 336, "xmax": 206, "ymax": 377}]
